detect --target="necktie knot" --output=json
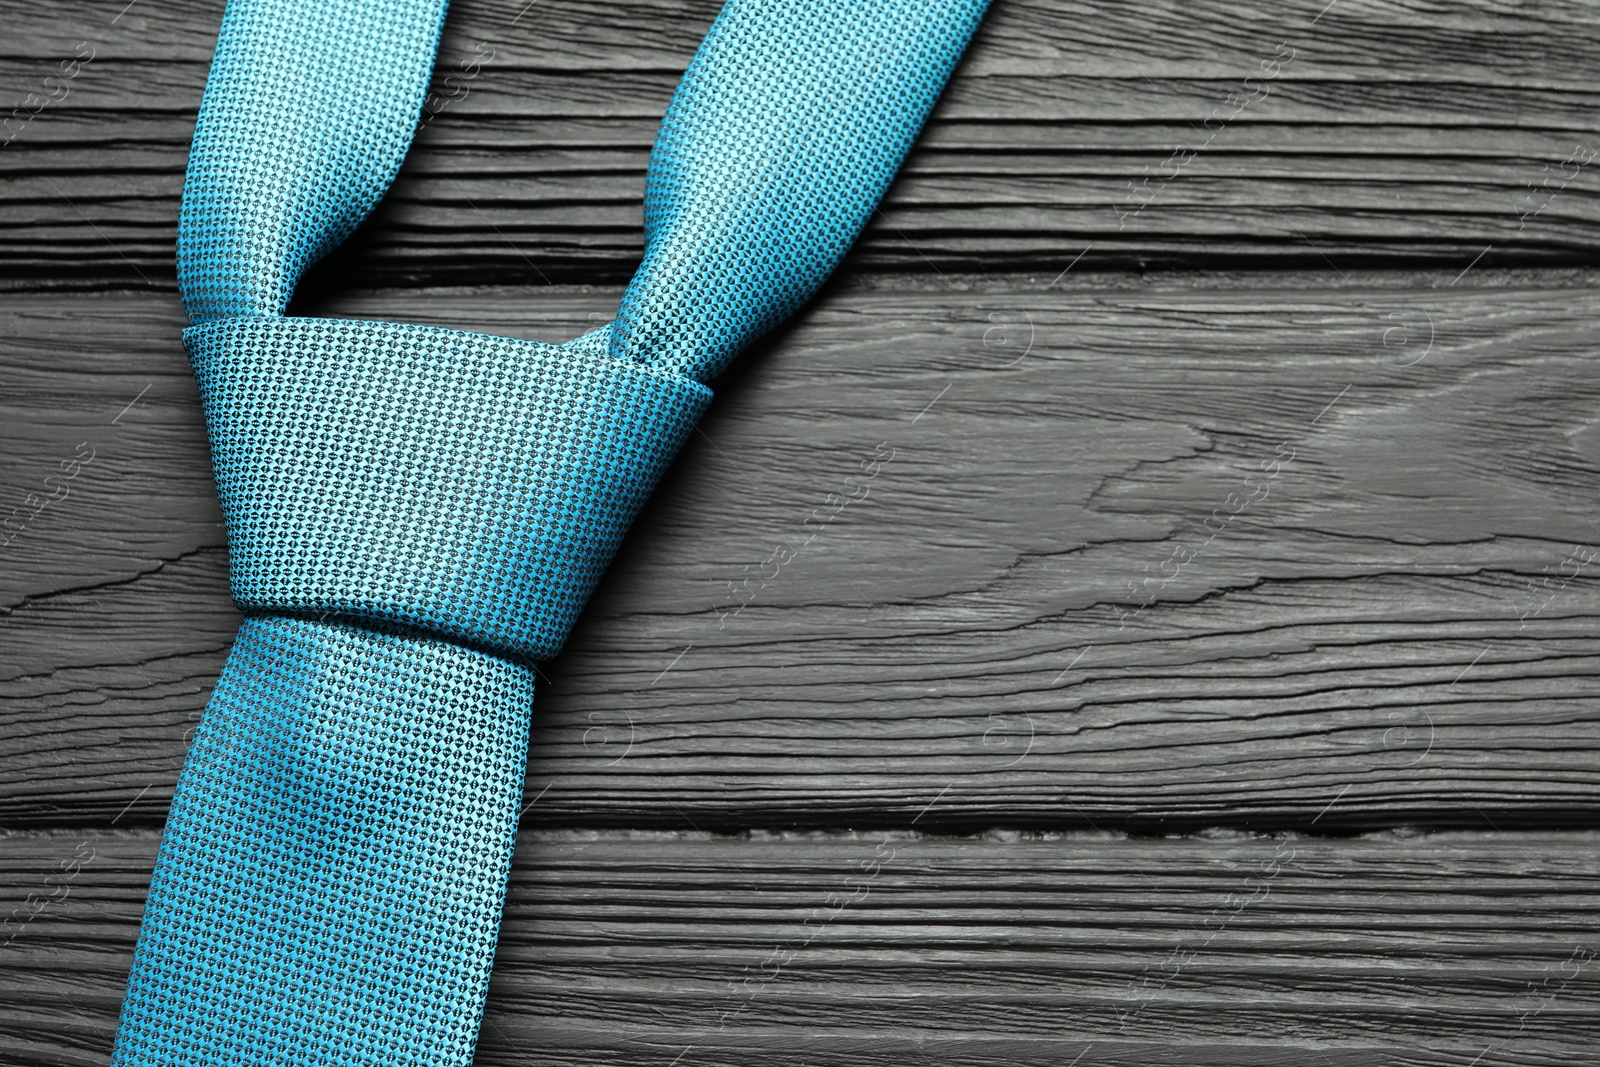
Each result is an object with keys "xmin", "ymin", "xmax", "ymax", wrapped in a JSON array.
[{"xmin": 189, "ymin": 315, "xmax": 711, "ymax": 660}]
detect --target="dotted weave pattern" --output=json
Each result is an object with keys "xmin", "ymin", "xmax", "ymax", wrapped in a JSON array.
[
  {"xmin": 188, "ymin": 315, "xmax": 712, "ymax": 660},
  {"xmin": 115, "ymin": 0, "xmax": 988, "ymax": 1063},
  {"xmin": 112, "ymin": 616, "xmax": 535, "ymax": 1067},
  {"xmin": 611, "ymin": 0, "xmax": 991, "ymax": 382},
  {"xmin": 178, "ymin": 0, "xmax": 449, "ymax": 321}
]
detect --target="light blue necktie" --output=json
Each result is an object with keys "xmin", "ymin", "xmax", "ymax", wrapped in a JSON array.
[{"xmin": 110, "ymin": 2, "xmax": 988, "ymax": 1064}]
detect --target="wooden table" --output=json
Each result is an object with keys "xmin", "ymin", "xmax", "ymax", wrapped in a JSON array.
[{"xmin": 4, "ymin": 1, "xmax": 1600, "ymax": 1063}]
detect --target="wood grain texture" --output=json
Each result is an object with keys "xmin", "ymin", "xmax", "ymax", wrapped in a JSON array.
[
  {"xmin": 6, "ymin": 0, "xmax": 1600, "ymax": 1058},
  {"xmin": 6, "ymin": 0, "xmax": 1600, "ymax": 289},
  {"xmin": 6, "ymin": 274, "xmax": 1599, "ymax": 830},
  {"xmin": 1, "ymin": 827, "xmax": 1597, "ymax": 1067}
]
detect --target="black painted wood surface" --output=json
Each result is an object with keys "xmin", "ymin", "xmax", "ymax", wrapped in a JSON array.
[
  {"xmin": 7, "ymin": 0, "xmax": 1600, "ymax": 289},
  {"xmin": 6, "ymin": 829, "xmax": 1600, "ymax": 1067},
  {"xmin": 4, "ymin": 0, "xmax": 1600, "ymax": 1063}
]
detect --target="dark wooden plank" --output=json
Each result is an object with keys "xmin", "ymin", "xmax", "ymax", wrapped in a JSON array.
[
  {"xmin": 5, "ymin": 274, "xmax": 1600, "ymax": 830},
  {"xmin": 6, "ymin": 0, "xmax": 1600, "ymax": 289},
  {"xmin": 1, "ymin": 827, "xmax": 1597, "ymax": 1066}
]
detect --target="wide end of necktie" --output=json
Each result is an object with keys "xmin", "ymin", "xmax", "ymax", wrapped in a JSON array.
[
  {"xmin": 111, "ymin": 320, "xmax": 710, "ymax": 1066},
  {"xmin": 113, "ymin": 616, "xmax": 534, "ymax": 1066}
]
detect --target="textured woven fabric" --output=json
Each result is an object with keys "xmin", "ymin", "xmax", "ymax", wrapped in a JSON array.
[
  {"xmin": 613, "ymin": 0, "xmax": 990, "ymax": 381},
  {"xmin": 115, "ymin": 616, "xmax": 534, "ymax": 1067},
  {"xmin": 114, "ymin": 0, "xmax": 989, "ymax": 1064},
  {"xmin": 189, "ymin": 316, "xmax": 711, "ymax": 659},
  {"xmin": 179, "ymin": 0, "xmax": 449, "ymax": 321}
]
